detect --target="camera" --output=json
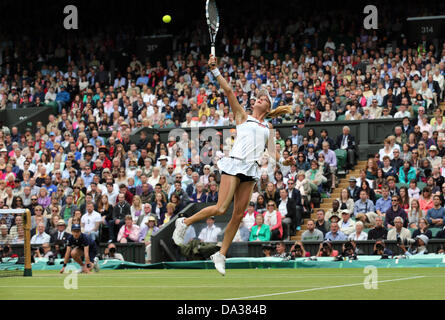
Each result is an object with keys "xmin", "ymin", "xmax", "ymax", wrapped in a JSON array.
[
  {"xmin": 109, "ymin": 247, "xmax": 116, "ymax": 255},
  {"xmin": 344, "ymin": 241, "xmax": 354, "ymax": 251},
  {"xmin": 375, "ymin": 243, "xmax": 384, "ymax": 251},
  {"xmin": 47, "ymin": 255, "xmax": 55, "ymax": 266}
]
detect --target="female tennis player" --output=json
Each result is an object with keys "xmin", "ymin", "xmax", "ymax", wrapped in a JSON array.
[{"xmin": 173, "ymin": 54, "xmax": 291, "ymax": 275}]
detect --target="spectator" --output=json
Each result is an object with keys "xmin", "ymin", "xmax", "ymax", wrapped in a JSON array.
[
  {"xmin": 367, "ymin": 216, "xmax": 388, "ymax": 240},
  {"xmin": 426, "ymin": 195, "xmax": 445, "ymax": 227},
  {"xmin": 412, "ymin": 218, "xmax": 433, "ymax": 239},
  {"xmin": 249, "ymin": 214, "xmax": 271, "ymax": 242},
  {"xmin": 419, "ymin": 187, "xmax": 434, "ymax": 216},
  {"xmin": 102, "ymin": 243, "xmax": 125, "ymax": 261},
  {"xmin": 353, "ymin": 190, "xmax": 376, "ymax": 217},
  {"xmin": 138, "ymin": 216, "xmax": 160, "ymax": 263},
  {"xmin": 277, "ymin": 188, "xmax": 298, "ymax": 240},
  {"xmin": 387, "ymin": 217, "xmax": 411, "ymax": 242},
  {"xmin": 301, "ymin": 219, "xmax": 324, "ymax": 241},
  {"xmin": 0, "ymin": 224, "xmax": 12, "ymax": 244},
  {"xmin": 50, "ymin": 220, "xmax": 71, "ymax": 243},
  {"xmin": 315, "ymin": 209, "xmax": 328, "ymax": 236},
  {"xmin": 348, "ymin": 221, "xmax": 368, "ymax": 241},
  {"xmin": 198, "ymin": 216, "xmax": 221, "ymax": 243},
  {"xmin": 399, "ymin": 235, "xmax": 429, "ymax": 256},
  {"xmin": 324, "ymin": 221, "xmax": 347, "ymax": 241},
  {"xmin": 338, "ymin": 210, "xmax": 356, "ymax": 236},
  {"xmin": 81, "ymin": 202, "xmax": 101, "ymax": 242},
  {"xmin": 117, "ymin": 215, "xmax": 140, "ymax": 243},
  {"xmin": 263, "ymin": 201, "xmax": 283, "ymax": 240},
  {"xmin": 385, "ymin": 195, "xmax": 409, "ymax": 229},
  {"xmin": 375, "ymin": 186, "xmax": 391, "ymax": 216},
  {"xmin": 335, "ymin": 126, "xmax": 356, "ymax": 170},
  {"xmin": 317, "ymin": 240, "xmax": 338, "ymax": 257},
  {"xmin": 30, "ymin": 222, "xmax": 51, "ymax": 244},
  {"xmin": 242, "ymin": 202, "xmax": 258, "ymax": 231},
  {"xmin": 109, "ymin": 193, "xmax": 131, "ymax": 242}
]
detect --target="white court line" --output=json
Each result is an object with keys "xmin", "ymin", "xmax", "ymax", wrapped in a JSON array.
[
  {"xmin": 0, "ymin": 285, "xmax": 322, "ymax": 289},
  {"xmin": 225, "ymin": 276, "xmax": 426, "ymax": 300}
]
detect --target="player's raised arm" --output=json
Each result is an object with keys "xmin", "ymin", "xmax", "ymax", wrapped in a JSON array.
[{"xmin": 208, "ymin": 55, "xmax": 247, "ymax": 124}]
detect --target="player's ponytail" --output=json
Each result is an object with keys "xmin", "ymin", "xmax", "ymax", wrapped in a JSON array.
[{"xmin": 266, "ymin": 105, "xmax": 293, "ymax": 119}]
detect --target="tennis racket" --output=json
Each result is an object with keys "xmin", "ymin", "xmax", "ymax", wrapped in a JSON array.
[{"xmin": 206, "ymin": 0, "xmax": 220, "ymax": 59}]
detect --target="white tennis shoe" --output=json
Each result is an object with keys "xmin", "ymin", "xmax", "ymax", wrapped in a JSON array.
[
  {"xmin": 210, "ymin": 252, "xmax": 226, "ymax": 276},
  {"xmin": 172, "ymin": 217, "xmax": 189, "ymax": 246},
  {"xmin": 93, "ymin": 257, "xmax": 100, "ymax": 272}
]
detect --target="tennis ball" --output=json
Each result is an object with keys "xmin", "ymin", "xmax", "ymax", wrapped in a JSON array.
[{"xmin": 162, "ymin": 15, "xmax": 172, "ymax": 23}]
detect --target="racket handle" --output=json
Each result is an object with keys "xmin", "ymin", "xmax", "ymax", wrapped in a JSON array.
[{"xmin": 211, "ymin": 46, "xmax": 216, "ymax": 57}]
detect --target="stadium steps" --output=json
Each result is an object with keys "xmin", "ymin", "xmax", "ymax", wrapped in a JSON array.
[{"xmin": 291, "ymin": 160, "xmax": 368, "ymax": 241}]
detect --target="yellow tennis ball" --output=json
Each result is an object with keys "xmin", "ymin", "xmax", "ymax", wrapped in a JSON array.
[{"xmin": 162, "ymin": 15, "xmax": 172, "ymax": 23}]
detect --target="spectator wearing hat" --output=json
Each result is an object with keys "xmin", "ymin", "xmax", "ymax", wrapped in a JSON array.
[
  {"xmin": 288, "ymin": 126, "xmax": 303, "ymax": 147},
  {"xmin": 138, "ymin": 216, "xmax": 160, "ymax": 264},
  {"xmin": 338, "ymin": 210, "xmax": 356, "ymax": 236},
  {"xmin": 50, "ymin": 219, "xmax": 71, "ymax": 243},
  {"xmin": 427, "ymin": 145, "xmax": 442, "ymax": 168},
  {"xmin": 242, "ymin": 202, "xmax": 258, "ymax": 231},
  {"xmin": 400, "ymin": 234, "xmax": 429, "ymax": 256},
  {"xmin": 347, "ymin": 177, "xmax": 361, "ymax": 201}
]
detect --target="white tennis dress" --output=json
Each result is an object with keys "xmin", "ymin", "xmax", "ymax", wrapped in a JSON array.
[{"xmin": 217, "ymin": 115, "xmax": 270, "ymax": 180}]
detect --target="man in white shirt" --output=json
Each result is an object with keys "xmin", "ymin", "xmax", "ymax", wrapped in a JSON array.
[
  {"xmin": 338, "ymin": 211, "xmax": 356, "ymax": 236},
  {"xmin": 30, "ymin": 223, "xmax": 51, "ymax": 244},
  {"xmin": 394, "ymin": 103, "xmax": 411, "ymax": 119},
  {"xmin": 181, "ymin": 113, "xmax": 198, "ymax": 128},
  {"xmin": 105, "ymin": 182, "xmax": 119, "ymax": 206},
  {"xmin": 81, "ymin": 202, "xmax": 101, "ymax": 242},
  {"xmin": 198, "ymin": 217, "xmax": 221, "ymax": 243}
]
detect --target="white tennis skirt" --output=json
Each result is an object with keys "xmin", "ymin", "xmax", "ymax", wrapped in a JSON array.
[{"xmin": 217, "ymin": 157, "xmax": 261, "ymax": 181}]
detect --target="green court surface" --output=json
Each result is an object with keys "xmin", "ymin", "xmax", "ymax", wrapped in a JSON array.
[{"xmin": 1, "ymin": 268, "xmax": 445, "ymax": 300}]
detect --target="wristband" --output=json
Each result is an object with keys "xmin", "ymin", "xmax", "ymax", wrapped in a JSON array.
[
  {"xmin": 63, "ymin": 263, "xmax": 67, "ymax": 267},
  {"xmin": 211, "ymin": 68, "xmax": 221, "ymax": 78}
]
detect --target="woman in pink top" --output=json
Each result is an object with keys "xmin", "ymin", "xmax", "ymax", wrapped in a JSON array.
[
  {"xmin": 263, "ymin": 201, "xmax": 283, "ymax": 240},
  {"xmin": 419, "ymin": 187, "xmax": 434, "ymax": 216},
  {"xmin": 117, "ymin": 215, "xmax": 140, "ymax": 243}
]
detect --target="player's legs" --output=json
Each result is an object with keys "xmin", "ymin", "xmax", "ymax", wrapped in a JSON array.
[
  {"xmin": 184, "ymin": 174, "xmax": 240, "ymax": 226},
  {"xmin": 71, "ymin": 248, "xmax": 85, "ymax": 269},
  {"xmin": 219, "ymin": 180, "xmax": 256, "ymax": 256}
]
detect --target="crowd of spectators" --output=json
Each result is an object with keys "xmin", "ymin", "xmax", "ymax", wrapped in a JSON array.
[{"xmin": 0, "ymin": 4, "xmax": 445, "ymax": 263}]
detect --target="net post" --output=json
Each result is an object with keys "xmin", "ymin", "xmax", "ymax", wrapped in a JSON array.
[{"xmin": 23, "ymin": 209, "xmax": 32, "ymax": 277}]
